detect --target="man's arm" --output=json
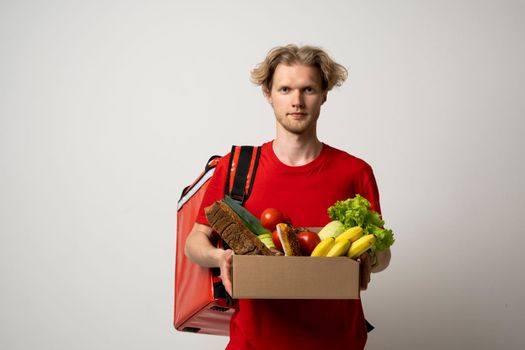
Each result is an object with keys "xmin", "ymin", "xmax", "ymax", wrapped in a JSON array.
[{"xmin": 185, "ymin": 223, "xmax": 234, "ymax": 295}]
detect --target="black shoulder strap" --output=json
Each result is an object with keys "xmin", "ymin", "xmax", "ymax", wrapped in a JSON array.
[
  {"xmin": 214, "ymin": 145, "xmax": 261, "ymax": 301},
  {"xmin": 225, "ymin": 145, "xmax": 261, "ymax": 205}
]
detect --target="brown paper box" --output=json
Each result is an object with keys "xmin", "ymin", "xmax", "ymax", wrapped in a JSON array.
[{"xmin": 232, "ymin": 255, "xmax": 360, "ymax": 299}]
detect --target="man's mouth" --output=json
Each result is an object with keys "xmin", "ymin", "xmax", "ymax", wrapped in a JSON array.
[{"xmin": 288, "ymin": 112, "xmax": 307, "ymax": 117}]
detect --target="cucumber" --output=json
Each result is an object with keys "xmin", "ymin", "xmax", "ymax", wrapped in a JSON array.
[{"xmin": 222, "ymin": 195, "xmax": 271, "ymax": 236}]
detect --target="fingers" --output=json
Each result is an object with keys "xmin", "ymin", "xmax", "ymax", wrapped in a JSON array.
[
  {"xmin": 219, "ymin": 249, "xmax": 234, "ymax": 296},
  {"xmin": 222, "ymin": 275, "xmax": 233, "ymax": 296},
  {"xmin": 359, "ymin": 252, "xmax": 372, "ymax": 290}
]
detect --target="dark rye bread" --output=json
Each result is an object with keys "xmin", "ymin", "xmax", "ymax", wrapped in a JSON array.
[{"xmin": 204, "ymin": 201, "xmax": 273, "ymax": 256}]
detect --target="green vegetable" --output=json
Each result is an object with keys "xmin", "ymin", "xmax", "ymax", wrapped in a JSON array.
[
  {"xmin": 222, "ymin": 195, "xmax": 271, "ymax": 236},
  {"xmin": 327, "ymin": 194, "xmax": 395, "ymax": 253},
  {"xmin": 317, "ymin": 220, "xmax": 345, "ymax": 240},
  {"xmin": 258, "ymin": 233, "xmax": 275, "ymax": 249}
]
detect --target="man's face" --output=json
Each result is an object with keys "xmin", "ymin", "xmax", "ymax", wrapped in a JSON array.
[{"xmin": 265, "ymin": 64, "xmax": 327, "ymax": 136}]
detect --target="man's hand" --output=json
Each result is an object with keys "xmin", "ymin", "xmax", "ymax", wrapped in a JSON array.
[
  {"xmin": 358, "ymin": 251, "xmax": 373, "ymax": 290},
  {"xmin": 217, "ymin": 248, "xmax": 234, "ymax": 296},
  {"xmin": 185, "ymin": 223, "xmax": 235, "ymax": 296}
]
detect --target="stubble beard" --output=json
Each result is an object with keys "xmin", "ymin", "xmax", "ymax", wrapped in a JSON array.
[{"xmin": 276, "ymin": 113, "xmax": 319, "ymax": 135}]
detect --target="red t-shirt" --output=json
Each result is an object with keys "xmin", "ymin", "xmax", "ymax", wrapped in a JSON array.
[{"xmin": 196, "ymin": 141, "xmax": 381, "ymax": 350}]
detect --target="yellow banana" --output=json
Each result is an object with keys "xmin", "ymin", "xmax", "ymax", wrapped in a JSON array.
[
  {"xmin": 311, "ymin": 237, "xmax": 336, "ymax": 257},
  {"xmin": 326, "ymin": 239, "xmax": 352, "ymax": 257},
  {"xmin": 335, "ymin": 226, "xmax": 363, "ymax": 243},
  {"xmin": 347, "ymin": 234, "xmax": 376, "ymax": 259}
]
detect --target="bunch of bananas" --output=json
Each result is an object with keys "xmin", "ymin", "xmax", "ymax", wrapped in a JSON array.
[{"xmin": 311, "ymin": 226, "xmax": 376, "ymax": 259}]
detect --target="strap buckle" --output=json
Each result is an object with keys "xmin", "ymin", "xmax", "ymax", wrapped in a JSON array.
[{"xmin": 229, "ymin": 192, "xmax": 246, "ymax": 205}]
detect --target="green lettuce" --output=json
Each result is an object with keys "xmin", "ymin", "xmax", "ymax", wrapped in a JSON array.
[{"xmin": 327, "ymin": 194, "xmax": 395, "ymax": 252}]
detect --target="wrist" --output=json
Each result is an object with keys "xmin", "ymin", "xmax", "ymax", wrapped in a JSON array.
[
  {"xmin": 214, "ymin": 247, "xmax": 233, "ymax": 266},
  {"xmin": 213, "ymin": 248, "xmax": 226, "ymax": 265}
]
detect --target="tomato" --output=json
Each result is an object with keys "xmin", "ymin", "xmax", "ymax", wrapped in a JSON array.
[
  {"xmin": 260, "ymin": 208, "xmax": 285, "ymax": 231},
  {"xmin": 296, "ymin": 231, "xmax": 321, "ymax": 256},
  {"xmin": 272, "ymin": 229, "xmax": 283, "ymax": 251}
]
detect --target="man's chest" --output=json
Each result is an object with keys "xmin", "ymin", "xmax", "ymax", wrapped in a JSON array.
[{"xmin": 244, "ymin": 167, "xmax": 358, "ymax": 227}]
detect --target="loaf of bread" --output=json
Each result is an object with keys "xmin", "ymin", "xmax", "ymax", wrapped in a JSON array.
[{"xmin": 204, "ymin": 201, "xmax": 273, "ymax": 256}]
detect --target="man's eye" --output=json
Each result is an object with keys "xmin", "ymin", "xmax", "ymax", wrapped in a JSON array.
[
  {"xmin": 304, "ymin": 87, "xmax": 314, "ymax": 93},
  {"xmin": 279, "ymin": 87, "xmax": 289, "ymax": 93}
]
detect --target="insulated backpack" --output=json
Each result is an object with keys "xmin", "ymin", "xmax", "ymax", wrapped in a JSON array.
[{"xmin": 173, "ymin": 145, "xmax": 261, "ymax": 335}]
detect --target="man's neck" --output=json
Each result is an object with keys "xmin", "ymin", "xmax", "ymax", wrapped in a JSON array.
[{"xmin": 272, "ymin": 132, "xmax": 323, "ymax": 167}]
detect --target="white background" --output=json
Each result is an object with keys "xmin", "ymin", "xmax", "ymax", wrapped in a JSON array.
[{"xmin": 1, "ymin": 0, "xmax": 524, "ymax": 349}]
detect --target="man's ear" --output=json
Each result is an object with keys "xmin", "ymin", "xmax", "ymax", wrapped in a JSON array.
[
  {"xmin": 264, "ymin": 88, "xmax": 272, "ymax": 105},
  {"xmin": 322, "ymin": 92, "xmax": 328, "ymax": 104}
]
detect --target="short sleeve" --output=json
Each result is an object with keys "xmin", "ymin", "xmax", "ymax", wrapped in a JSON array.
[{"xmin": 359, "ymin": 164, "xmax": 382, "ymax": 215}]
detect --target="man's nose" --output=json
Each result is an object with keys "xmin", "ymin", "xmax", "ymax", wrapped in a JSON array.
[{"xmin": 291, "ymin": 90, "xmax": 304, "ymax": 108}]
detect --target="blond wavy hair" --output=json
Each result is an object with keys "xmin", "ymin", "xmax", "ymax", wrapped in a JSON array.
[{"xmin": 250, "ymin": 44, "xmax": 348, "ymax": 93}]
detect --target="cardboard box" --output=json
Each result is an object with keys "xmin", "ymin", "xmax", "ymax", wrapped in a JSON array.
[{"xmin": 232, "ymin": 255, "xmax": 360, "ymax": 299}]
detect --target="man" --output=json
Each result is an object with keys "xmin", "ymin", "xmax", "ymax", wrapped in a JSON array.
[{"xmin": 185, "ymin": 44, "xmax": 391, "ymax": 350}]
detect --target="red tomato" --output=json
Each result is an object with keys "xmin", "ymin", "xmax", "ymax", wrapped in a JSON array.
[
  {"xmin": 272, "ymin": 229, "xmax": 283, "ymax": 251},
  {"xmin": 260, "ymin": 208, "xmax": 285, "ymax": 231},
  {"xmin": 296, "ymin": 231, "xmax": 321, "ymax": 256}
]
